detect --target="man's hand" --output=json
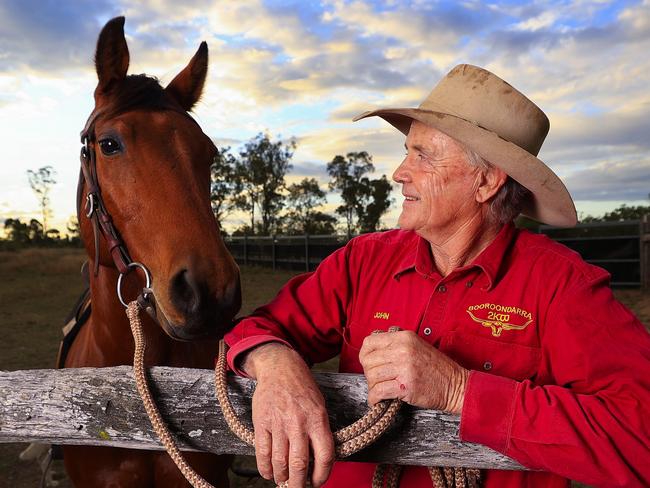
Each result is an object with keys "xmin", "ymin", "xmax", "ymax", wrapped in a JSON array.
[
  {"xmin": 241, "ymin": 342, "xmax": 335, "ymax": 487},
  {"xmin": 359, "ymin": 330, "xmax": 469, "ymax": 414}
]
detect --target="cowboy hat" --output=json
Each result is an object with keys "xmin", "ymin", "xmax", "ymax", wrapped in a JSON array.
[{"xmin": 353, "ymin": 64, "xmax": 577, "ymax": 227}]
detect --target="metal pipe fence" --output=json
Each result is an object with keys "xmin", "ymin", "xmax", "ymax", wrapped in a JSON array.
[{"xmin": 224, "ymin": 219, "xmax": 648, "ymax": 288}]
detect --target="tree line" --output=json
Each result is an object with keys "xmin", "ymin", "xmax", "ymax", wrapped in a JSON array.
[
  {"xmin": 1, "ymin": 133, "xmax": 395, "ymax": 248},
  {"xmin": 3, "ymin": 135, "xmax": 650, "ymax": 248},
  {"xmin": 210, "ymin": 133, "xmax": 392, "ymax": 236}
]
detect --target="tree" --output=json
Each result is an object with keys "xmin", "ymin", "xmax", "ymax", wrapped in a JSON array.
[
  {"xmin": 28, "ymin": 219, "xmax": 44, "ymax": 243},
  {"xmin": 210, "ymin": 147, "xmax": 241, "ymax": 226},
  {"xmin": 283, "ymin": 178, "xmax": 336, "ymax": 234},
  {"xmin": 234, "ymin": 133, "xmax": 295, "ymax": 235},
  {"xmin": 358, "ymin": 175, "xmax": 393, "ymax": 233},
  {"xmin": 4, "ymin": 218, "xmax": 30, "ymax": 244},
  {"xmin": 581, "ymin": 204, "xmax": 650, "ymax": 222},
  {"xmin": 327, "ymin": 152, "xmax": 392, "ymax": 235},
  {"xmin": 27, "ymin": 166, "xmax": 57, "ymax": 233},
  {"xmin": 66, "ymin": 215, "xmax": 81, "ymax": 244}
]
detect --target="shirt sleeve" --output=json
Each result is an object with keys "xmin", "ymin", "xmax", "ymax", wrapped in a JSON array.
[
  {"xmin": 460, "ymin": 269, "xmax": 650, "ymax": 487},
  {"xmin": 224, "ymin": 239, "xmax": 356, "ymax": 376}
]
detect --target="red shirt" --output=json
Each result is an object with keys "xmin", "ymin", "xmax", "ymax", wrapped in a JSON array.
[{"xmin": 225, "ymin": 224, "xmax": 650, "ymax": 487}]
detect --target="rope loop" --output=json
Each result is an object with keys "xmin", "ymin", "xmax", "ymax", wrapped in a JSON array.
[{"xmin": 126, "ymin": 304, "xmax": 481, "ymax": 488}]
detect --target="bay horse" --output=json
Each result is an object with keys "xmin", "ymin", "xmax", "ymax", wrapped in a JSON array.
[{"xmin": 62, "ymin": 16, "xmax": 241, "ymax": 487}]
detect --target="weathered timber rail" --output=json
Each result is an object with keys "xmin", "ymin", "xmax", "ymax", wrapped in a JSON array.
[{"xmin": 0, "ymin": 366, "xmax": 525, "ymax": 470}]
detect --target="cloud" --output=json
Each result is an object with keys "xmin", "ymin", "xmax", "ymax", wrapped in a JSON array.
[
  {"xmin": 1, "ymin": 0, "xmax": 649, "ymax": 228},
  {"xmin": 564, "ymin": 158, "xmax": 650, "ymax": 201},
  {"xmin": 0, "ymin": 0, "xmax": 118, "ymax": 73}
]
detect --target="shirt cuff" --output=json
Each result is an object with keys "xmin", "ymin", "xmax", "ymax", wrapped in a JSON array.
[
  {"xmin": 225, "ymin": 335, "xmax": 293, "ymax": 377},
  {"xmin": 459, "ymin": 370, "xmax": 519, "ymax": 454}
]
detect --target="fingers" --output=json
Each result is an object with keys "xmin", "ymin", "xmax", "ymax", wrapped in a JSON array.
[
  {"xmin": 359, "ymin": 330, "xmax": 393, "ymax": 356},
  {"xmin": 255, "ymin": 425, "xmax": 334, "ymax": 487},
  {"xmin": 368, "ymin": 378, "xmax": 404, "ymax": 406},
  {"xmin": 255, "ymin": 428, "xmax": 273, "ymax": 480},
  {"xmin": 287, "ymin": 433, "xmax": 310, "ymax": 488},
  {"xmin": 364, "ymin": 362, "xmax": 399, "ymax": 389},
  {"xmin": 271, "ymin": 430, "xmax": 290, "ymax": 484},
  {"xmin": 310, "ymin": 426, "xmax": 336, "ymax": 487}
]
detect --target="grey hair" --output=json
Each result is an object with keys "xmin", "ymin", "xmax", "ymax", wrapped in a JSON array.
[{"xmin": 463, "ymin": 145, "xmax": 532, "ymax": 225}]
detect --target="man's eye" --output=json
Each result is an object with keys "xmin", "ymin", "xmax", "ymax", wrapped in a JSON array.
[{"xmin": 98, "ymin": 138, "xmax": 121, "ymax": 155}]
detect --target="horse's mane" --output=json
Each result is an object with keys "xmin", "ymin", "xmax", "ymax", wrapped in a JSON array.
[{"xmin": 104, "ymin": 74, "xmax": 182, "ymax": 118}]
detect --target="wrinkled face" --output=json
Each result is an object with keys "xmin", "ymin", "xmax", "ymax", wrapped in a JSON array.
[{"xmin": 392, "ymin": 121, "xmax": 483, "ymax": 240}]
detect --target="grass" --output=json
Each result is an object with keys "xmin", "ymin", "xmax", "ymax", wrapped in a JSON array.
[
  {"xmin": 0, "ymin": 248, "xmax": 301, "ymax": 488},
  {"xmin": 0, "ymin": 248, "xmax": 648, "ymax": 487}
]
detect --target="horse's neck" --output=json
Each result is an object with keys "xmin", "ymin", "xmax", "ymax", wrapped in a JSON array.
[{"xmin": 87, "ymin": 264, "xmax": 172, "ymax": 366}]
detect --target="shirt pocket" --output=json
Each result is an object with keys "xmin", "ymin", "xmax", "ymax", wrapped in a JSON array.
[{"xmin": 441, "ymin": 331, "xmax": 541, "ymax": 381}]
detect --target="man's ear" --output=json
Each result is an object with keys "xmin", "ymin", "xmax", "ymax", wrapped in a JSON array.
[
  {"xmin": 475, "ymin": 166, "xmax": 508, "ymax": 203},
  {"xmin": 165, "ymin": 42, "xmax": 208, "ymax": 111},
  {"xmin": 94, "ymin": 16, "xmax": 129, "ymax": 96}
]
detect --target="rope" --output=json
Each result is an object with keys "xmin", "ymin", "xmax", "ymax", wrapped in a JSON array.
[
  {"xmin": 127, "ymin": 301, "xmax": 214, "ymax": 488},
  {"xmin": 215, "ymin": 337, "xmax": 403, "ymax": 487},
  {"xmin": 127, "ymin": 301, "xmax": 481, "ymax": 488}
]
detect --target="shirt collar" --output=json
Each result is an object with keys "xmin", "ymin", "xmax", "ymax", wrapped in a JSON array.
[{"xmin": 392, "ymin": 223, "xmax": 516, "ymax": 289}]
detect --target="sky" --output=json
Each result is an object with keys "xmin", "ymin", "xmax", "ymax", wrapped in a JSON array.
[{"xmin": 1, "ymin": 0, "xmax": 649, "ymax": 234}]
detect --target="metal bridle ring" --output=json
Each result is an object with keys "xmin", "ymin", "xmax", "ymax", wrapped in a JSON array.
[
  {"xmin": 117, "ymin": 262, "xmax": 152, "ymax": 308},
  {"xmin": 85, "ymin": 193, "xmax": 97, "ymax": 218}
]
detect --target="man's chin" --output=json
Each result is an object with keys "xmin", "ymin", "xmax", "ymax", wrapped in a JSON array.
[{"xmin": 397, "ymin": 215, "xmax": 414, "ymax": 231}]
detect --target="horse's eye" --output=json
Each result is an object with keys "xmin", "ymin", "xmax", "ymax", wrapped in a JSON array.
[{"xmin": 98, "ymin": 138, "xmax": 121, "ymax": 156}]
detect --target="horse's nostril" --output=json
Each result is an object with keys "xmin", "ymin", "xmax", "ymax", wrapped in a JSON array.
[{"xmin": 170, "ymin": 268, "xmax": 202, "ymax": 314}]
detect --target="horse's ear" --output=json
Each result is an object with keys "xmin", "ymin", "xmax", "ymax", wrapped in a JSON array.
[
  {"xmin": 165, "ymin": 42, "xmax": 208, "ymax": 111},
  {"xmin": 94, "ymin": 16, "xmax": 129, "ymax": 95}
]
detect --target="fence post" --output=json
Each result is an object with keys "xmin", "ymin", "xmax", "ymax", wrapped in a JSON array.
[
  {"xmin": 243, "ymin": 235, "xmax": 248, "ymax": 266},
  {"xmin": 305, "ymin": 234, "xmax": 310, "ymax": 272},
  {"xmin": 642, "ymin": 215, "xmax": 650, "ymax": 293},
  {"xmin": 271, "ymin": 235, "xmax": 276, "ymax": 271}
]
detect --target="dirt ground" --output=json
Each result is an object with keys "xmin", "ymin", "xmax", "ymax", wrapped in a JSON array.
[{"xmin": 0, "ymin": 248, "xmax": 648, "ymax": 487}]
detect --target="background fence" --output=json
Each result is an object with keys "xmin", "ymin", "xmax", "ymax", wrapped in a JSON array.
[{"xmin": 225, "ymin": 218, "xmax": 650, "ymax": 288}]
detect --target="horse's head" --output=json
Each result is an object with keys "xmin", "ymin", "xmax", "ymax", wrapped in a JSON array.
[{"xmin": 79, "ymin": 17, "xmax": 241, "ymax": 341}]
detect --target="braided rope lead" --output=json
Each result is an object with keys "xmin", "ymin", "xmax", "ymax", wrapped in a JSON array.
[
  {"xmin": 215, "ymin": 341, "xmax": 401, "ymax": 459},
  {"xmin": 215, "ymin": 332, "xmax": 403, "ymax": 488},
  {"xmin": 128, "ymin": 302, "xmax": 480, "ymax": 488},
  {"xmin": 127, "ymin": 301, "xmax": 215, "ymax": 488}
]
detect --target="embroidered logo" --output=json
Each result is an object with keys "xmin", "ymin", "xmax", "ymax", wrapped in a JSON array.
[
  {"xmin": 373, "ymin": 312, "xmax": 390, "ymax": 320},
  {"xmin": 466, "ymin": 303, "xmax": 533, "ymax": 337}
]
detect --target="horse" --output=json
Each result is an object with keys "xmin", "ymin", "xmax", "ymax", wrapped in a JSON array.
[{"xmin": 62, "ymin": 16, "xmax": 241, "ymax": 487}]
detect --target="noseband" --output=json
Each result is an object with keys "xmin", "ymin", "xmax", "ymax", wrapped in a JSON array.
[{"xmin": 78, "ymin": 110, "xmax": 155, "ymax": 311}]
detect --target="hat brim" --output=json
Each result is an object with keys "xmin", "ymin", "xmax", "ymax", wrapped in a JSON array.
[{"xmin": 353, "ymin": 108, "xmax": 577, "ymax": 228}]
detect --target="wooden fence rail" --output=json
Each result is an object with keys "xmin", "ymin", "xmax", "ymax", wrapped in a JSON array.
[{"xmin": 0, "ymin": 366, "xmax": 524, "ymax": 470}]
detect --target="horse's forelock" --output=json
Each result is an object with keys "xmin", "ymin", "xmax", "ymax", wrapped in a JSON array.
[{"xmin": 102, "ymin": 74, "xmax": 182, "ymax": 120}]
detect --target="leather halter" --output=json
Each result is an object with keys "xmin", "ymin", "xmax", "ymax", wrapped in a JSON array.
[
  {"xmin": 77, "ymin": 109, "xmax": 158, "ymax": 316},
  {"xmin": 76, "ymin": 104, "xmax": 205, "ymax": 315},
  {"xmin": 78, "ymin": 109, "xmax": 132, "ymax": 276}
]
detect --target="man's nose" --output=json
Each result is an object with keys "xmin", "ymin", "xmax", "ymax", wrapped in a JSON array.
[{"xmin": 392, "ymin": 159, "xmax": 410, "ymax": 184}]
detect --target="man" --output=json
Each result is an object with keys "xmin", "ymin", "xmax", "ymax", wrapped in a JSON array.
[{"xmin": 224, "ymin": 65, "xmax": 650, "ymax": 488}]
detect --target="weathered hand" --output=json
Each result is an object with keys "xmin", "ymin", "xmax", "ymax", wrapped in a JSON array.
[
  {"xmin": 359, "ymin": 330, "xmax": 469, "ymax": 414},
  {"xmin": 241, "ymin": 342, "xmax": 335, "ymax": 487}
]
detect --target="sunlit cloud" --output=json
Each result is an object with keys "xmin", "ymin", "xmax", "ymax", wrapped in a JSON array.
[{"xmin": 1, "ymin": 0, "xmax": 648, "ymax": 235}]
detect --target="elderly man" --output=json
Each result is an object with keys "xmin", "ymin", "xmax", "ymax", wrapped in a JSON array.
[{"xmin": 224, "ymin": 65, "xmax": 650, "ymax": 488}]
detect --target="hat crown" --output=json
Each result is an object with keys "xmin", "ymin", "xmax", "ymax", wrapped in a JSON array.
[{"xmin": 419, "ymin": 64, "xmax": 549, "ymax": 156}]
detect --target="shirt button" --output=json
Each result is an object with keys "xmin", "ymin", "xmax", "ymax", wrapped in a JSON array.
[
  {"xmin": 483, "ymin": 361, "xmax": 493, "ymax": 371},
  {"xmin": 466, "ymin": 281, "xmax": 473, "ymax": 288},
  {"xmin": 438, "ymin": 284, "xmax": 447, "ymax": 293},
  {"xmin": 423, "ymin": 327, "xmax": 432, "ymax": 336}
]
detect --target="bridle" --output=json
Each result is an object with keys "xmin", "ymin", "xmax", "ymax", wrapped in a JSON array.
[{"xmin": 77, "ymin": 109, "xmax": 155, "ymax": 311}]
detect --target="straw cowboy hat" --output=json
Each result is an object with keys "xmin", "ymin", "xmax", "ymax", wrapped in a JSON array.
[{"xmin": 353, "ymin": 64, "xmax": 577, "ymax": 227}]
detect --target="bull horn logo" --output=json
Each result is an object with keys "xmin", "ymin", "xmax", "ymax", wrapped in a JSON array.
[{"xmin": 466, "ymin": 310, "xmax": 532, "ymax": 337}]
